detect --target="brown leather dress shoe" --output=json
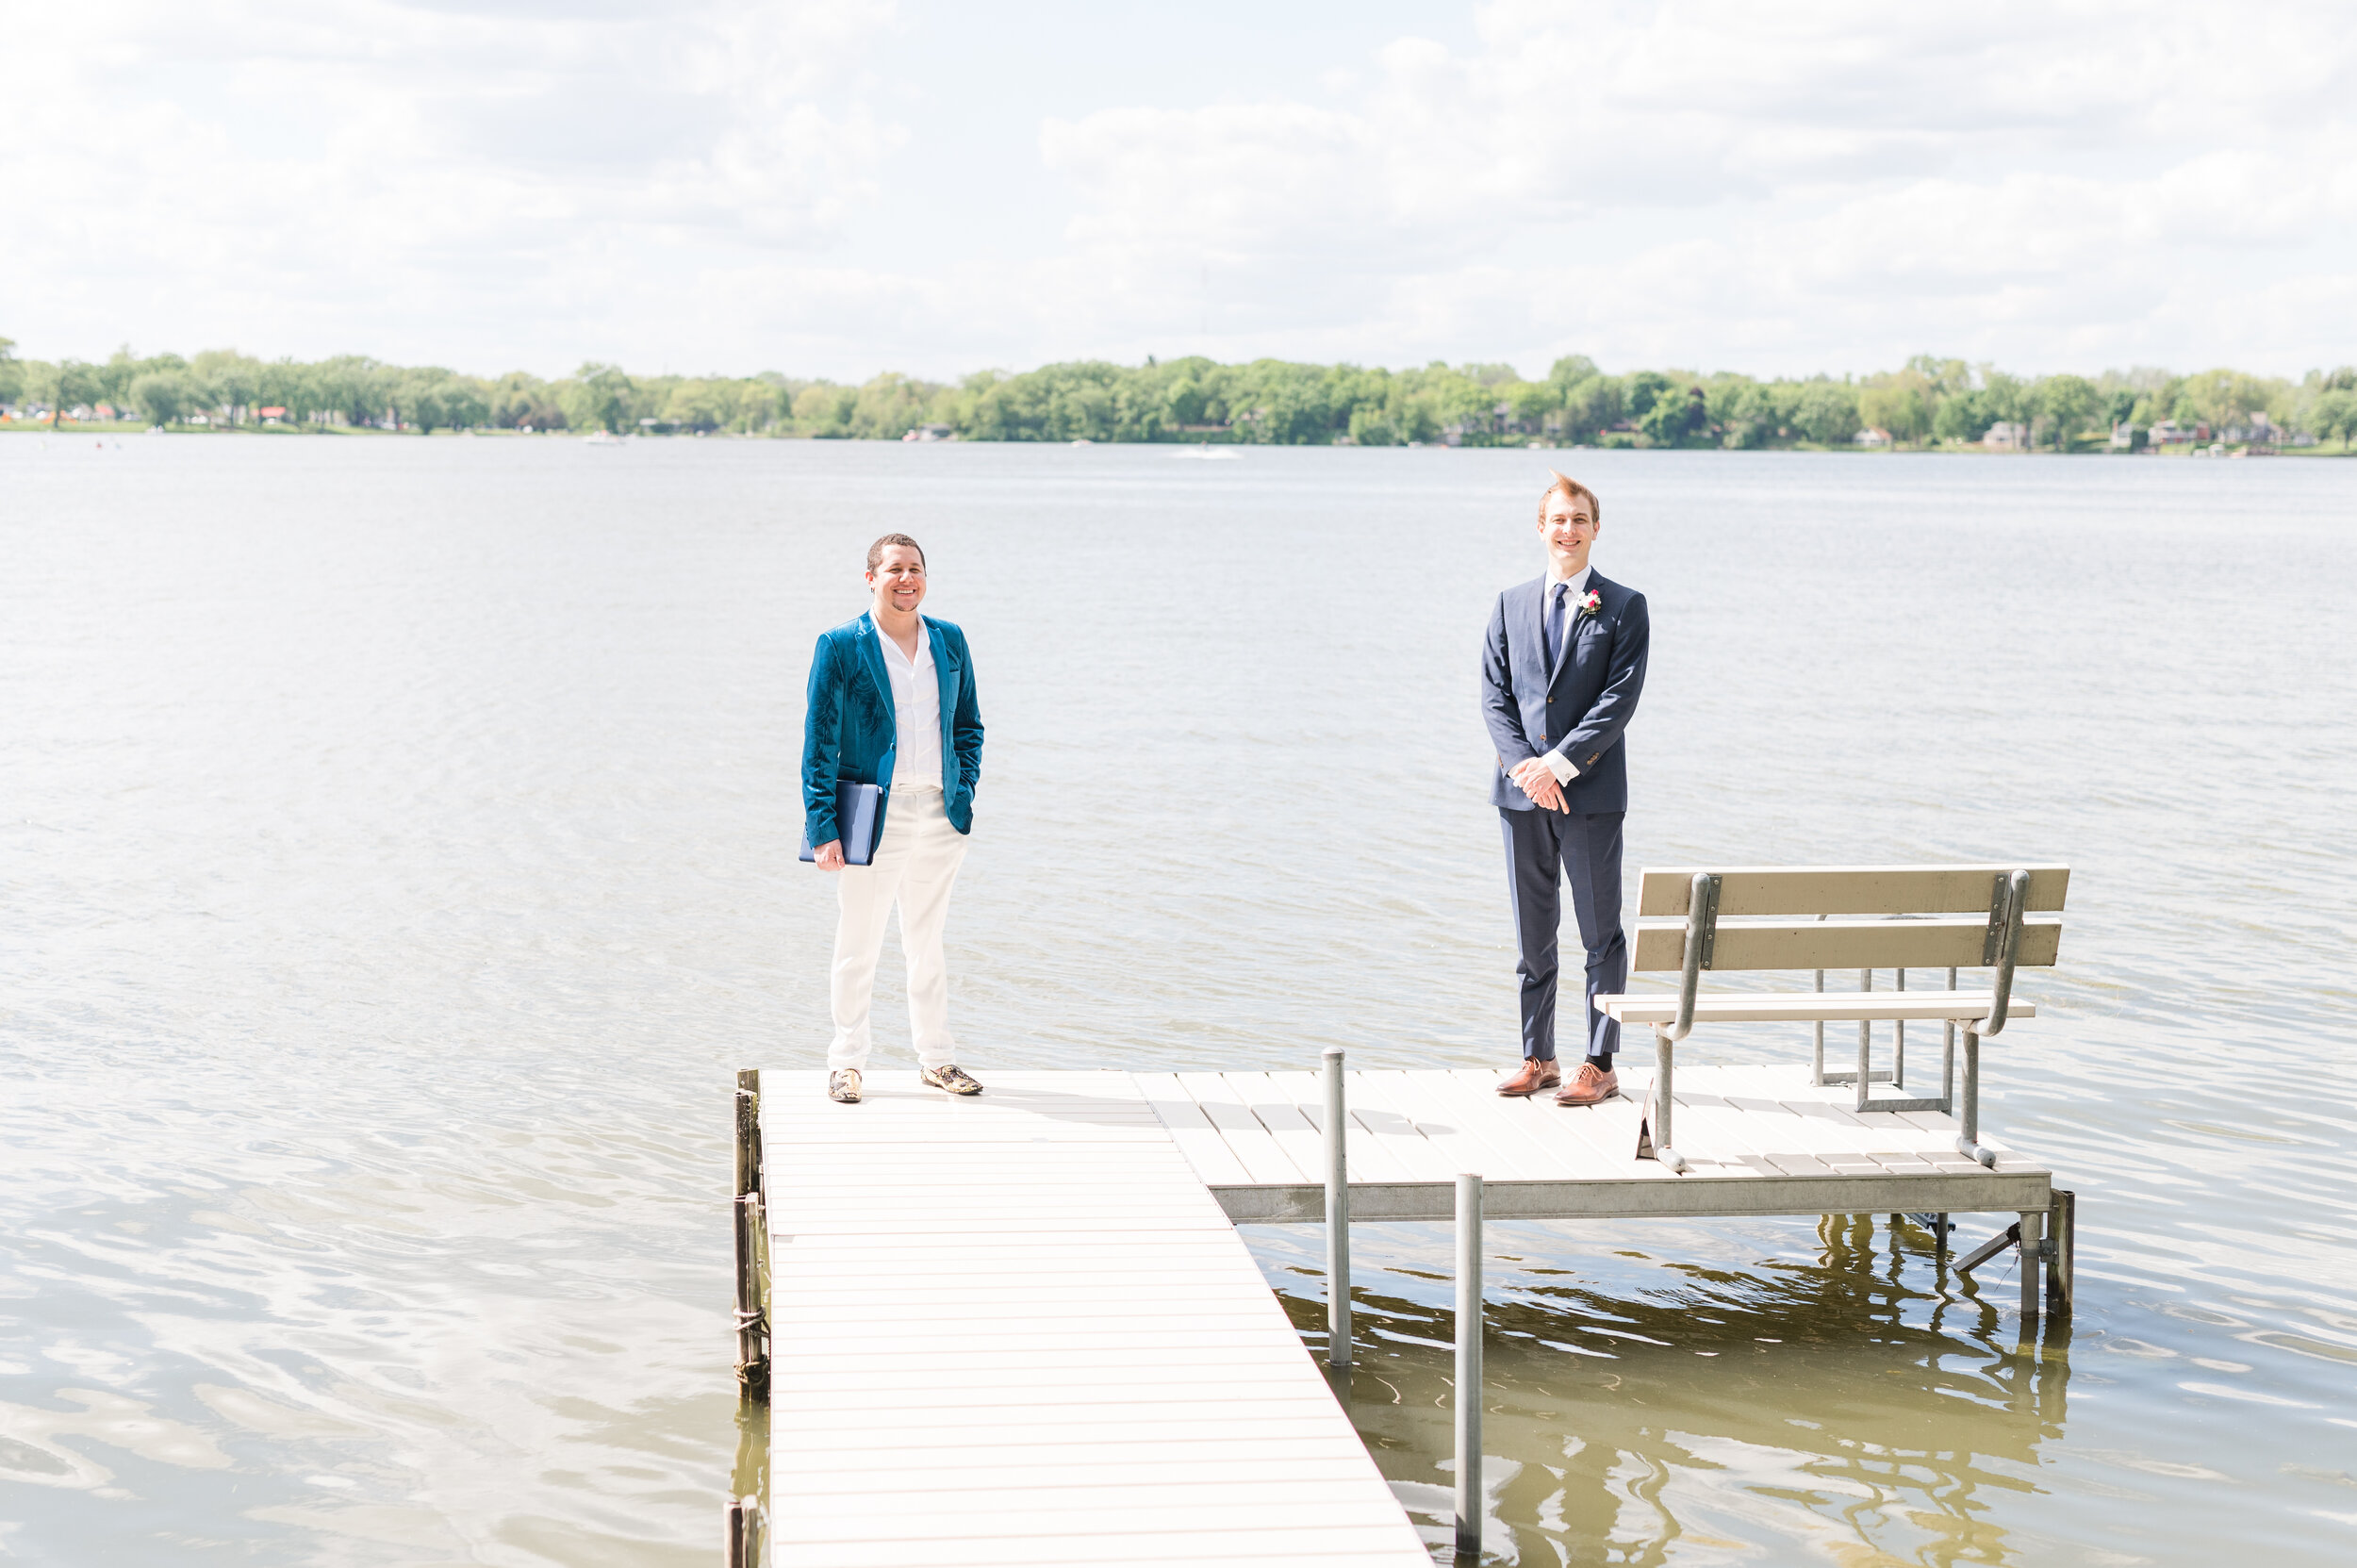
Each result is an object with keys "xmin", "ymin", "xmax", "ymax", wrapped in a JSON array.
[
  {"xmin": 1496, "ymin": 1059, "xmax": 1561, "ymax": 1098},
  {"xmin": 1554, "ymin": 1062, "xmax": 1620, "ymax": 1107}
]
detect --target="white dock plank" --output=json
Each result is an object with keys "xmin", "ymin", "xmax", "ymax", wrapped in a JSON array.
[
  {"xmin": 1348, "ymin": 1068, "xmax": 1540, "ymax": 1182},
  {"xmin": 759, "ymin": 1068, "xmax": 1426, "ymax": 1568},
  {"xmin": 1173, "ymin": 1071, "xmax": 1312, "ymax": 1185}
]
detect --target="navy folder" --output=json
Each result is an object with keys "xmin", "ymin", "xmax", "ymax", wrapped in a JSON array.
[{"xmin": 799, "ymin": 782, "xmax": 882, "ymax": 867}]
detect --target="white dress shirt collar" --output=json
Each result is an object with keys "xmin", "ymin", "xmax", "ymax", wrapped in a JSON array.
[{"xmin": 1546, "ymin": 562, "xmax": 1594, "ymax": 598}]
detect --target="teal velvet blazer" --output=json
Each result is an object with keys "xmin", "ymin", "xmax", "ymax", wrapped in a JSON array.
[{"xmin": 801, "ymin": 613, "xmax": 983, "ymax": 847}]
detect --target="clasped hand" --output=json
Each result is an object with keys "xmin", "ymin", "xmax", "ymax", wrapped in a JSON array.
[
  {"xmin": 1509, "ymin": 756, "xmax": 1568, "ymax": 813},
  {"xmin": 813, "ymin": 840, "xmax": 847, "ymax": 870}
]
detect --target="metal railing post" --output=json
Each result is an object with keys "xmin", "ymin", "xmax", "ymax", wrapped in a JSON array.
[
  {"xmin": 1323, "ymin": 1047, "xmax": 1351, "ymax": 1369},
  {"xmin": 1454, "ymin": 1173, "xmax": 1484, "ymax": 1561}
]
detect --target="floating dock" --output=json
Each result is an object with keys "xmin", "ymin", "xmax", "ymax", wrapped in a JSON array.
[{"xmin": 750, "ymin": 1062, "xmax": 2062, "ymax": 1566}]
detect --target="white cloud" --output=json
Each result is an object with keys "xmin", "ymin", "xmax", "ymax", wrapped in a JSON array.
[
  {"xmin": 2, "ymin": 0, "xmax": 2352, "ymax": 378},
  {"xmin": 1008, "ymin": 1, "xmax": 2357, "ymax": 375},
  {"xmin": 0, "ymin": 0, "xmax": 898, "ymax": 369}
]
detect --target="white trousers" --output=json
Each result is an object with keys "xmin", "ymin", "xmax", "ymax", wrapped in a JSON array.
[{"xmin": 828, "ymin": 787, "xmax": 970, "ymax": 1071}]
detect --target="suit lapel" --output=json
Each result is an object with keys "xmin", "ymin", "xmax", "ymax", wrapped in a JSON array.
[
  {"xmin": 854, "ymin": 613, "xmax": 893, "ymax": 714},
  {"xmin": 925, "ymin": 619, "xmax": 957, "ymax": 776},
  {"xmin": 1513, "ymin": 578, "xmax": 1547, "ymax": 697}
]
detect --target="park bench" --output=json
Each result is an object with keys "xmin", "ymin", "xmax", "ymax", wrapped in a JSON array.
[{"xmin": 1595, "ymin": 864, "xmax": 2069, "ymax": 1175}]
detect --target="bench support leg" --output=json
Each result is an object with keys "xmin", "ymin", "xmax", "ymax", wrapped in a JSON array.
[
  {"xmin": 1955, "ymin": 1028, "xmax": 1997, "ymax": 1166},
  {"xmin": 1638, "ymin": 1029, "xmax": 1687, "ymax": 1173}
]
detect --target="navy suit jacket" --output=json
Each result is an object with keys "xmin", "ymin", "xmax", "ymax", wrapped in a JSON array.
[
  {"xmin": 1481, "ymin": 570, "xmax": 1649, "ymax": 815},
  {"xmin": 802, "ymin": 612, "xmax": 983, "ymax": 846}
]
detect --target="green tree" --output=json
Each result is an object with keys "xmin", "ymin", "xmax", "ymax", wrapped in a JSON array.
[
  {"xmin": 1858, "ymin": 370, "xmax": 1934, "ymax": 445},
  {"xmin": 791, "ymin": 383, "xmax": 855, "ymax": 437},
  {"xmin": 1624, "ymin": 371, "xmax": 1673, "ymax": 423},
  {"xmin": 1547, "ymin": 355, "xmax": 1600, "ymax": 396},
  {"xmin": 1561, "ymin": 375, "xmax": 1624, "ymax": 439},
  {"xmin": 1790, "ymin": 380, "xmax": 1860, "ymax": 445},
  {"xmin": 2035, "ymin": 374, "xmax": 2100, "ymax": 450},
  {"xmin": 130, "ymin": 370, "xmax": 194, "ymax": 427},
  {"xmin": 562, "ymin": 363, "xmax": 639, "ymax": 434},
  {"xmin": 192, "ymin": 349, "xmax": 263, "ymax": 425},
  {"xmin": 1932, "ymin": 388, "xmax": 1986, "ymax": 443},
  {"xmin": 2312, "ymin": 388, "xmax": 2357, "ymax": 452},
  {"xmin": 1640, "ymin": 384, "xmax": 1706, "ymax": 446}
]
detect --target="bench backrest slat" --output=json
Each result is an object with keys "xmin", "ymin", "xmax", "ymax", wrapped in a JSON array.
[
  {"xmin": 1633, "ymin": 914, "xmax": 2062, "ymax": 973},
  {"xmin": 1637, "ymin": 864, "xmax": 2069, "ymax": 918}
]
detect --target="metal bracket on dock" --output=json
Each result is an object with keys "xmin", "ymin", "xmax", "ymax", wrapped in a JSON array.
[{"xmin": 1954, "ymin": 1220, "xmax": 2021, "ymax": 1276}]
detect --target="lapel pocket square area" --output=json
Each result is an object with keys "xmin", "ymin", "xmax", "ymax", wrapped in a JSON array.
[{"xmin": 800, "ymin": 782, "xmax": 882, "ymax": 866}]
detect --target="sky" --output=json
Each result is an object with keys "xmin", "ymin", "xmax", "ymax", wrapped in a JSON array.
[{"xmin": 3, "ymin": 0, "xmax": 2354, "ymax": 383}]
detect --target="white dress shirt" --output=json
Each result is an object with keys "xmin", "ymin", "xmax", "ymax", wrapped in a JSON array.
[
  {"xmin": 1541, "ymin": 564, "xmax": 1594, "ymax": 784},
  {"xmin": 876, "ymin": 619, "xmax": 943, "ymax": 793}
]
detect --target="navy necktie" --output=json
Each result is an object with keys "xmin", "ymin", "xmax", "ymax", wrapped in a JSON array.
[{"xmin": 1547, "ymin": 582, "xmax": 1569, "ymax": 674}]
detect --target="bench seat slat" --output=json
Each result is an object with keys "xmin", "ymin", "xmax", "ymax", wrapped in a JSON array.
[
  {"xmin": 1595, "ymin": 991, "xmax": 2035, "ymax": 1025},
  {"xmin": 1638, "ymin": 864, "xmax": 2069, "ymax": 917},
  {"xmin": 1633, "ymin": 915, "xmax": 2061, "ymax": 973}
]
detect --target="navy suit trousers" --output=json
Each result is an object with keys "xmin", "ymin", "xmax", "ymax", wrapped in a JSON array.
[{"xmin": 1500, "ymin": 808, "xmax": 1626, "ymax": 1063}]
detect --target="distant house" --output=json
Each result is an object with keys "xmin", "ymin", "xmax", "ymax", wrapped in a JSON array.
[
  {"xmin": 260, "ymin": 405, "xmax": 287, "ymax": 424},
  {"xmin": 2219, "ymin": 413, "xmax": 2279, "ymax": 448},
  {"xmin": 2109, "ymin": 422, "xmax": 2149, "ymax": 452},
  {"xmin": 1983, "ymin": 421, "xmax": 2029, "ymax": 451},
  {"xmin": 1854, "ymin": 426, "xmax": 1892, "ymax": 448}
]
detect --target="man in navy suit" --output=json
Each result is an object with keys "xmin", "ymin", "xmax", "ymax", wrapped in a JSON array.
[
  {"xmin": 1481, "ymin": 474, "xmax": 1650, "ymax": 1107},
  {"xmin": 804, "ymin": 533, "xmax": 986, "ymax": 1105}
]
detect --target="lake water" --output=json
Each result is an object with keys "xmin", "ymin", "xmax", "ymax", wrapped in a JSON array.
[{"xmin": 3, "ymin": 435, "xmax": 2353, "ymax": 1566}]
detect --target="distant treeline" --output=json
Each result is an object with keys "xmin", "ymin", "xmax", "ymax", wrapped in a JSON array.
[{"xmin": 5, "ymin": 336, "xmax": 2355, "ymax": 451}]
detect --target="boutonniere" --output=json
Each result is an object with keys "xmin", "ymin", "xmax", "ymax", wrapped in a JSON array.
[{"xmin": 1576, "ymin": 588, "xmax": 1603, "ymax": 619}]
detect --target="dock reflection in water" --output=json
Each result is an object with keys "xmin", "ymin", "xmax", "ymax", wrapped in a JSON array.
[{"xmin": 1261, "ymin": 1215, "xmax": 2073, "ymax": 1566}]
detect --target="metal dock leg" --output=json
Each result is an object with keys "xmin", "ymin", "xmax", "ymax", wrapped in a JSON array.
[
  {"xmin": 1323, "ymin": 1047, "xmax": 1351, "ymax": 1369},
  {"xmin": 733, "ymin": 1069, "xmax": 771, "ymax": 1402},
  {"xmin": 2018, "ymin": 1206, "xmax": 2044, "ymax": 1325},
  {"xmin": 726, "ymin": 1493, "xmax": 763, "ymax": 1567},
  {"xmin": 2047, "ymin": 1190, "xmax": 2075, "ymax": 1314},
  {"xmin": 1454, "ymin": 1173, "xmax": 1483, "ymax": 1562}
]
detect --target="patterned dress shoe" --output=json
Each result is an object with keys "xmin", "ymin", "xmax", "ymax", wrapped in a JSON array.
[
  {"xmin": 1553, "ymin": 1063, "xmax": 1620, "ymax": 1107},
  {"xmin": 828, "ymin": 1068, "xmax": 863, "ymax": 1104},
  {"xmin": 1497, "ymin": 1059, "xmax": 1561, "ymax": 1098},
  {"xmin": 921, "ymin": 1065, "xmax": 983, "ymax": 1096}
]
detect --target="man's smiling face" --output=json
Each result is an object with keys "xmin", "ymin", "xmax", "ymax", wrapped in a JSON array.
[
  {"xmin": 867, "ymin": 544, "xmax": 927, "ymax": 616},
  {"xmin": 1539, "ymin": 492, "xmax": 1598, "ymax": 574}
]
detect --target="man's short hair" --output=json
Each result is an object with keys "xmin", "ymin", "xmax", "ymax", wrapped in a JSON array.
[
  {"xmin": 1540, "ymin": 471, "xmax": 1600, "ymax": 526},
  {"xmin": 866, "ymin": 533, "xmax": 926, "ymax": 571}
]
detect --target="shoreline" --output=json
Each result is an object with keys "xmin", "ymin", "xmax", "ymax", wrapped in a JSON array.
[{"xmin": 8, "ymin": 421, "xmax": 2348, "ymax": 456}]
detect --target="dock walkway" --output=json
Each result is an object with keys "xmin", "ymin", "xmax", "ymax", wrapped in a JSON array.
[
  {"xmin": 759, "ymin": 1070, "xmax": 1429, "ymax": 1567},
  {"xmin": 758, "ymin": 1063, "xmax": 2055, "ymax": 1566}
]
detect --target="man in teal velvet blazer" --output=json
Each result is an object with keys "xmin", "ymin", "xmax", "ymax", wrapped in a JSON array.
[{"xmin": 803, "ymin": 533, "xmax": 985, "ymax": 1103}]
